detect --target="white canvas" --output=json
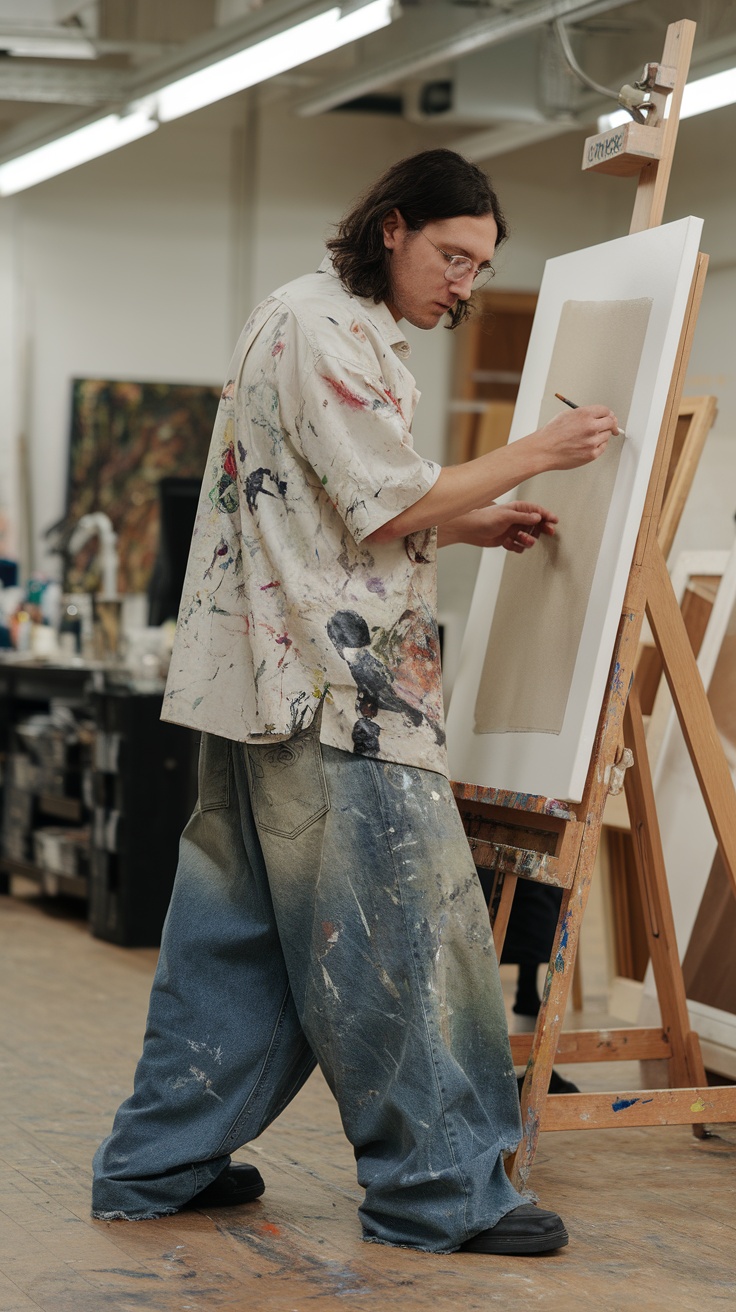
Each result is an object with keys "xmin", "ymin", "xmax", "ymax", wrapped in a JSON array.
[
  {"xmin": 640, "ymin": 542, "xmax": 736, "ymax": 1052},
  {"xmin": 446, "ymin": 216, "xmax": 703, "ymax": 802}
]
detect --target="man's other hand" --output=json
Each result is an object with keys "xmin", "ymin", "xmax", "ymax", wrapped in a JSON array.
[{"xmin": 437, "ymin": 502, "xmax": 558, "ymax": 551}]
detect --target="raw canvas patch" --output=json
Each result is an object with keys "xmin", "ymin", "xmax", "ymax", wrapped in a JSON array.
[{"xmin": 474, "ymin": 296, "xmax": 652, "ymax": 736}]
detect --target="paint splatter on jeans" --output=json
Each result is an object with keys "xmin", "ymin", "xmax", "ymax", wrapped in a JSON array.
[{"xmin": 91, "ymin": 725, "xmax": 523, "ymax": 1250}]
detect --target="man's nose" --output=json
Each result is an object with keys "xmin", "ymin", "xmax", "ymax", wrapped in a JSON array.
[{"xmin": 446, "ymin": 269, "xmax": 474, "ymax": 300}]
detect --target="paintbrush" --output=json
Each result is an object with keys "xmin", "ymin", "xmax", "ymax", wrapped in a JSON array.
[{"xmin": 554, "ymin": 392, "xmax": 626, "ymax": 438}]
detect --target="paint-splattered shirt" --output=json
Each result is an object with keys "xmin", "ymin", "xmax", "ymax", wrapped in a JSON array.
[{"xmin": 162, "ymin": 257, "xmax": 448, "ymax": 774}]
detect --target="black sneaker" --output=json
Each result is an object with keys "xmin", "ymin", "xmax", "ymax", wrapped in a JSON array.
[
  {"xmin": 181, "ymin": 1163, "xmax": 265, "ymax": 1210},
  {"xmin": 460, "ymin": 1203, "xmax": 569, "ymax": 1255},
  {"xmin": 516, "ymin": 1069, "xmax": 580, "ymax": 1097}
]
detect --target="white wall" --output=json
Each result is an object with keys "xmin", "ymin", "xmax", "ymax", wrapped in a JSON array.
[
  {"xmin": 0, "ymin": 88, "xmax": 734, "ymax": 627},
  {"xmin": 0, "ymin": 96, "xmax": 451, "ymax": 578},
  {"xmin": 5, "ymin": 112, "xmax": 234, "ymax": 573},
  {"xmin": 0, "ymin": 200, "xmax": 18, "ymax": 559}
]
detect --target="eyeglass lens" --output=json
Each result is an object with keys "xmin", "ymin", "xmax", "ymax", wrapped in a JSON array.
[{"xmin": 444, "ymin": 260, "xmax": 492, "ymax": 290}]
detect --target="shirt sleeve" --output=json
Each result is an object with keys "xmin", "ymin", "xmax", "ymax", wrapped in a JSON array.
[{"xmin": 293, "ymin": 352, "xmax": 441, "ymax": 544}]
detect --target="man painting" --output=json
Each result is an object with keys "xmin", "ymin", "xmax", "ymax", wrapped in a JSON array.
[{"xmin": 92, "ymin": 149, "xmax": 617, "ymax": 1255}]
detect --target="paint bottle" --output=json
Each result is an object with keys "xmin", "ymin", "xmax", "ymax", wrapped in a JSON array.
[{"xmin": 59, "ymin": 602, "xmax": 82, "ymax": 656}]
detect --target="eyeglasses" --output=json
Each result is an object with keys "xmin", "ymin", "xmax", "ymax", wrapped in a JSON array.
[{"xmin": 419, "ymin": 229, "xmax": 495, "ymax": 291}]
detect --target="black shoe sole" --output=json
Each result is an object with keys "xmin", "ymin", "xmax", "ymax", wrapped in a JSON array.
[
  {"xmin": 461, "ymin": 1227, "xmax": 569, "ymax": 1255},
  {"xmin": 181, "ymin": 1180, "xmax": 266, "ymax": 1210}
]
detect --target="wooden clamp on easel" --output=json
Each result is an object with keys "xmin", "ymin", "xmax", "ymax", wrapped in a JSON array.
[{"xmin": 452, "ymin": 17, "xmax": 736, "ymax": 1190}]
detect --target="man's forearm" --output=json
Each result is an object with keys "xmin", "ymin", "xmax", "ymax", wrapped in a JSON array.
[
  {"xmin": 367, "ymin": 435, "xmax": 546, "ymax": 545},
  {"xmin": 364, "ymin": 403, "xmax": 618, "ymax": 547},
  {"xmin": 436, "ymin": 509, "xmax": 489, "ymax": 548}
]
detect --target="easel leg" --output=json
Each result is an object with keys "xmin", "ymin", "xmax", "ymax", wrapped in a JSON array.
[
  {"xmin": 623, "ymin": 681, "xmax": 709, "ymax": 1131},
  {"xmin": 507, "ymin": 872, "xmax": 589, "ymax": 1189},
  {"xmin": 491, "ymin": 871, "xmax": 517, "ymax": 956},
  {"xmin": 647, "ymin": 539, "xmax": 736, "ymax": 892},
  {"xmin": 571, "ymin": 945, "xmax": 584, "ymax": 1012}
]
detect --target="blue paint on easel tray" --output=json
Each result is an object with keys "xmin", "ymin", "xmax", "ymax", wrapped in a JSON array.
[{"xmin": 611, "ymin": 1096, "xmax": 655, "ymax": 1112}]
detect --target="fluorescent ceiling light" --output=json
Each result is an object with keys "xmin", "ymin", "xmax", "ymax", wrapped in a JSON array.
[
  {"xmin": 597, "ymin": 65, "xmax": 736, "ymax": 132},
  {"xmin": 0, "ymin": 2, "xmax": 392, "ymax": 195},
  {"xmin": 679, "ymin": 65, "xmax": 736, "ymax": 118},
  {"xmin": 155, "ymin": 0, "xmax": 393, "ymax": 122},
  {"xmin": 0, "ymin": 110, "xmax": 157, "ymax": 196}
]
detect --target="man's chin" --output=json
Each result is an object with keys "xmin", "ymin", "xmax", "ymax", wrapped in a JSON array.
[{"xmin": 404, "ymin": 306, "xmax": 452, "ymax": 330}]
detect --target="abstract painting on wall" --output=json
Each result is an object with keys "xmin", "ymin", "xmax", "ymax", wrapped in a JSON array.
[
  {"xmin": 446, "ymin": 216, "xmax": 703, "ymax": 802},
  {"xmin": 65, "ymin": 378, "xmax": 220, "ymax": 596}
]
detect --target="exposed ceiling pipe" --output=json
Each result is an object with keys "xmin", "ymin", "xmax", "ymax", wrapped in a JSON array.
[{"xmin": 294, "ymin": 0, "xmax": 642, "ymax": 117}]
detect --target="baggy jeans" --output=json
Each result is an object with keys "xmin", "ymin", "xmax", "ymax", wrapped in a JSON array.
[{"xmin": 91, "ymin": 726, "xmax": 524, "ymax": 1251}]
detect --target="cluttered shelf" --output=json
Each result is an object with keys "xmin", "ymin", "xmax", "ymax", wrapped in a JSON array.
[{"xmin": 0, "ymin": 657, "xmax": 198, "ymax": 947}]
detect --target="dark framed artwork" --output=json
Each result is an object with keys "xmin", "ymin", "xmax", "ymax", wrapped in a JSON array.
[{"xmin": 65, "ymin": 378, "xmax": 220, "ymax": 594}]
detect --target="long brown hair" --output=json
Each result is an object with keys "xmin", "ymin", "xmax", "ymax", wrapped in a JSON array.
[{"xmin": 326, "ymin": 148, "xmax": 508, "ymax": 329}]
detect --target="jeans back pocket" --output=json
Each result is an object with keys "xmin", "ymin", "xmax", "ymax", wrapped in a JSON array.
[{"xmin": 245, "ymin": 731, "xmax": 329, "ymax": 839}]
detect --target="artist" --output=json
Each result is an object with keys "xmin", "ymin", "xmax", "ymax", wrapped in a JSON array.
[{"xmin": 92, "ymin": 149, "xmax": 618, "ymax": 1255}]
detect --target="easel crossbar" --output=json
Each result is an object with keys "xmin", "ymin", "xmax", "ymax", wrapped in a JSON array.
[
  {"xmin": 541, "ymin": 1087, "xmax": 736, "ymax": 1133},
  {"xmin": 510, "ymin": 1027, "xmax": 671, "ymax": 1064},
  {"xmin": 466, "ymin": 838, "xmax": 569, "ymax": 888}
]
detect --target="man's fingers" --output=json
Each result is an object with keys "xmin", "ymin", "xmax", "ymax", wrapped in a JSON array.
[
  {"xmin": 585, "ymin": 405, "xmax": 619, "ymax": 429},
  {"xmin": 578, "ymin": 407, "xmax": 618, "ymax": 438},
  {"xmin": 506, "ymin": 531, "xmax": 538, "ymax": 551}
]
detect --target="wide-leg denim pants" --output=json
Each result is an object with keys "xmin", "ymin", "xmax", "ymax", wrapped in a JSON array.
[{"xmin": 92, "ymin": 727, "xmax": 524, "ymax": 1251}]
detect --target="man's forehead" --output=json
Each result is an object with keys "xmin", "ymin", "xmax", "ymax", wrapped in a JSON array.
[{"xmin": 429, "ymin": 214, "xmax": 498, "ymax": 260}]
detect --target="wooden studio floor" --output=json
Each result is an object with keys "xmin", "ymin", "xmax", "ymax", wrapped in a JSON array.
[{"xmin": 2, "ymin": 891, "xmax": 736, "ymax": 1312}]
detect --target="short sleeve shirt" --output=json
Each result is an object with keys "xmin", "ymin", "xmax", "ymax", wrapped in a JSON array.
[{"xmin": 162, "ymin": 258, "xmax": 448, "ymax": 776}]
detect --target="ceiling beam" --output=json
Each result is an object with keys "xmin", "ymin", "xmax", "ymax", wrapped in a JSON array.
[
  {"xmin": 451, "ymin": 118, "xmax": 581, "ymax": 163},
  {"xmin": 0, "ymin": 26, "xmax": 175, "ymax": 56},
  {"xmin": 0, "ymin": 65, "xmax": 129, "ymax": 105}
]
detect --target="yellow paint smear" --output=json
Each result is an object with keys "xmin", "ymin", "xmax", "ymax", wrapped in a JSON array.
[{"xmin": 690, "ymin": 1097, "xmax": 708, "ymax": 1113}]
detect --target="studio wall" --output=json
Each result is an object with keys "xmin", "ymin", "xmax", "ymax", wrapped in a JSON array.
[{"xmin": 0, "ymin": 89, "xmax": 733, "ymax": 663}]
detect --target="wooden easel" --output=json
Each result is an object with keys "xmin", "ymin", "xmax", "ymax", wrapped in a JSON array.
[
  {"xmin": 605, "ymin": 394, "xmax": 718, "ymax": 985},
  {"xmin": 452, "ymin": 17, "xmax": 736, "ymax": 1190}
]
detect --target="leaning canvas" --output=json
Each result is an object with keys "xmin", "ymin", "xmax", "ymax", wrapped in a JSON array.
[
  {"xmin": 639, "ymin": 542, "xmax": 736, "ymax": 1060},
  {"xmin": 446, "ymin": 216, "xmax": 703, "ymax": 801}
]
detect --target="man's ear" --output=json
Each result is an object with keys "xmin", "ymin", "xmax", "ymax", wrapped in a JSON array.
[{"xmin": 382, "ymin": 208, "xmax": 404, "ymax": 250}]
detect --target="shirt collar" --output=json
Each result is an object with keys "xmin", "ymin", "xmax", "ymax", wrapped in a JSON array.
[{"xmin": 317, "ymin": 253, "xmax": 411, "ymax": 359}]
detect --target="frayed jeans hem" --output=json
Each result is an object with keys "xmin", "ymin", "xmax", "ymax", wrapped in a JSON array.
[
  {"xmin": 362, "ymin": 1233, "xmax": 462, "ymax": 1255},
  {"xmin": 91, "ymin": 1206, "xmax": 180, "ymax": 1222}
]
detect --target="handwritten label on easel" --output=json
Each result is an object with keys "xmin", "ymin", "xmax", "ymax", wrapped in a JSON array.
[
  {"xmin": 586, "ymin": 127, "xmax": 626, "ymax": 165},
  {"xmin": 582, "ymin": 122, "xmax": 663, "ymax": 177}
]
